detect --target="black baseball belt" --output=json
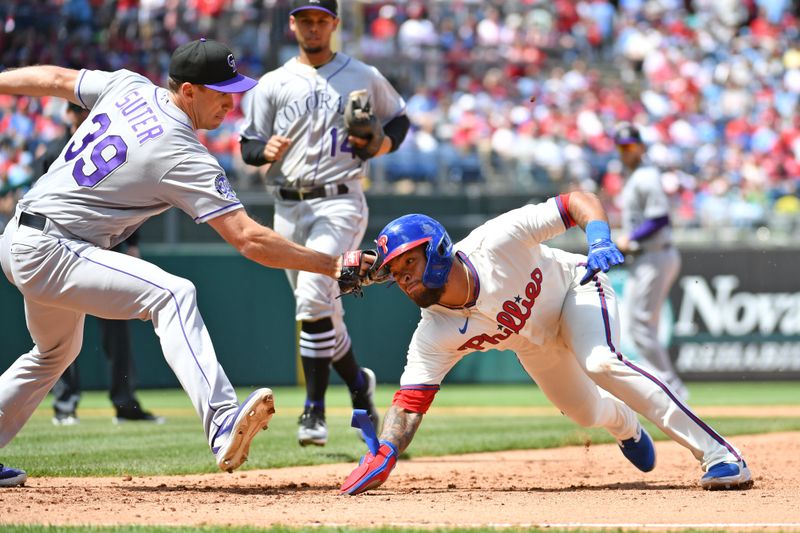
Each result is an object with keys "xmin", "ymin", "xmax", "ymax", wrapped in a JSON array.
[
  {"xmin": 18, "ymin": 211, "xmax": 47, "ymax": 231},
  {"xmin": 276, "ymin": 183, "xmax": 349, "ymax": 201}
]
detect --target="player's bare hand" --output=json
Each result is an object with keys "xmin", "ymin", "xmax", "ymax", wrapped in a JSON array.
[
  {"xmin": 264, "ymin": 135, "xmax": 291, "ymax": 163},
  {"xmin": 346, "ymin": 135, "xmax": 368, "ymax": 150}
]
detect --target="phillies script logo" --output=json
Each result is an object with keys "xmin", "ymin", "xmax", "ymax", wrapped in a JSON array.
[{"xmin": 458, "ymin": 268, "xmax": 543, "ymax": 351}]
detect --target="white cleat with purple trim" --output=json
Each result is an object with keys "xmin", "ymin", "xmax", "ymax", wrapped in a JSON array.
[{"xmin": 212, "ymin": 388, "xmax": 275, "ymax": 473}]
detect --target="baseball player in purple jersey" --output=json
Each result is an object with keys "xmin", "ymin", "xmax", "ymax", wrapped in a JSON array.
[
  {"xmin": 339, "ymin": 191, "xmax": 752, "ymax": 494},
  {"xmin": 0, "ymin": 39, "xmax": 346, "ymax": 484},
  {"xmin": 613, "ymin": 122, "xmax": 687, "ymax": 401},
  {"xmin": 240, "ymin": 0, "xmax": 409, "ymax": 447}
]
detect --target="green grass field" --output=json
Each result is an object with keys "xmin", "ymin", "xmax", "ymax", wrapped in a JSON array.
[{"xmin": 3, "ymin": 381, "xmax": 799, "ymax": 478}]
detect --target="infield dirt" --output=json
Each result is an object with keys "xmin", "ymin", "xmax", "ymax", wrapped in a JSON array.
[{"xmin": 1, "ymin": 431, "xmax": 798, "ymax": 529}]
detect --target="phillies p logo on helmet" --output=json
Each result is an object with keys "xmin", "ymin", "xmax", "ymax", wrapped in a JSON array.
[
  {"xmin": 375, "ymin": 214, "xmax": 454, "ymax": 289},
  {"xmin": 376, "ymin": 234, "xmax": 389, "ymax": 255}
]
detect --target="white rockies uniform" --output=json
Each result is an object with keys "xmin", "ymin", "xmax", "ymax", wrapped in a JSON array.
[
  {"xmin": 400, "ymin": 198, "xmax": 742, "ymax": 469},
  {"xmin": 0, "ymin": 69, "xmax": 244, "ymax": 448},
  {"xmin": 240, "ymin": 53, "xmax": 406, "ymax": 359},
  {"xmin": 620, "ymin": 161, "xmax": 682, "ymax": 387}
]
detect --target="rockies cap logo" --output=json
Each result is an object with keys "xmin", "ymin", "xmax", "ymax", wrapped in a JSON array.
[{"xmin": 168, "ymin": 38, "xmax": 256, "ymax": 93}]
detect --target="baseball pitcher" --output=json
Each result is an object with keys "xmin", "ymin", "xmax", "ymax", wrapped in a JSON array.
[{"xmin": 0, "ymin": 39, "xmax": 349, "ymax": 483}]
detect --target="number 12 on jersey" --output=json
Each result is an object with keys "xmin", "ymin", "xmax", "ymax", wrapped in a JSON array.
[{"xmin": 329, "ymin": 127, "xmax": 355, "ymax": 158}]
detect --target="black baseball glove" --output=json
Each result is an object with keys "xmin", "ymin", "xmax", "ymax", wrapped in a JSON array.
[
  {"xmin": 344, "ymin": 89, "xmax": 385, "ymax": 161},
  {"xmin": 338, "ymin": 249, "xmax": 390, "ymax": 298}
]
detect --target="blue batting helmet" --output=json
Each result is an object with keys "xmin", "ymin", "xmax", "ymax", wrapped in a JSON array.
[{"xmin": 375, "ymin": 214, "xmax": 454, "ymax": 289}]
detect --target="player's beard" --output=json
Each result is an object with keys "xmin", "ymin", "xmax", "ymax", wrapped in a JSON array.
[
  {"xmin": 409, "ymin": 285, "xmax": 445, "ymax": 308},
  {"xmin": 301, "ymin": 44, "xmax": 325, "ymax": 55}
]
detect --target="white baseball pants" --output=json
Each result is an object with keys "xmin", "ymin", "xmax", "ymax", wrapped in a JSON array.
[{"xmin": 518, "ymin": 269, "xmax": 743, "ymax": 470}]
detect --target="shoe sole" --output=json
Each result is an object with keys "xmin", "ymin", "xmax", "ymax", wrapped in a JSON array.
[
  {"xmin": 217, "ymin": 389, "xmax": 276, "ymax": 473},
  {"xmin": 702, "ymin": 478, "xmax": 755, "ymax": 490},
  {"xmin": 701, "ymin": 466, "xmax": 754, "ymax": 490},
  {"xmin": 297, "ymin": 427, "xmax": 327, "ymax": 447},
  {"xmin": 298, "ymin": 437, "xmax": 327, "ymax": 447},
  {"xmin": 52, "ymin": 418, "xmax": 79, "ymax": 426},
  {"xmin": 0, "ymin": 473, "xmax": 27, "ymax": 487}
]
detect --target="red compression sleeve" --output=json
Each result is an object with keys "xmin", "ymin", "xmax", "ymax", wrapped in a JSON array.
[
  {"xmin": 392, "ymin": 385, "xmax": 439, "ymax": 414},
  {"xmin": 556, "ymin": 194, "xmax": 576, "ymax": 228}
]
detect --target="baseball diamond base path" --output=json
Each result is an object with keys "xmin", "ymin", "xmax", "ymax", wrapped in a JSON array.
[{"xmin": 1, "ymin": 432, "xmax": 799, "ymax": 530}]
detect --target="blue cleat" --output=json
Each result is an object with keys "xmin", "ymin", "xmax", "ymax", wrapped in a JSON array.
[
  {"xmin": 618, "ymin": 425, "xmax": 656, "ymax": 472},
  {"xmin": 0, "ymin": 464, "xmax": 27, "ymax": 487},
  {"xmin": 700, "ymin": 460, "xmax": 753, "ymax": 490}
]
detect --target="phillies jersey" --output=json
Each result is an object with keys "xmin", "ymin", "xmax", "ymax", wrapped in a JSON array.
[{"xmin": 400, "ymin": 198, "xmax": 585, "ymax": 386}]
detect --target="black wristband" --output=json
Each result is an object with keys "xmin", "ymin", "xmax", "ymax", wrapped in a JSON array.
[{"xmin": 240, "ymin": 136, "xmax": 270, "ymax": 166}]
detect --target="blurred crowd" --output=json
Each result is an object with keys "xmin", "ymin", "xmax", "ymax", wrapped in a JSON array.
[{"xmin": 1, "ymin": 0, "xmax": 799, "ymax": 232}]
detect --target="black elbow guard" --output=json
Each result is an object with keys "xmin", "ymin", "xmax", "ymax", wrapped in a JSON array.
[{"xmin": 240, "ymin": 137, "xmax": 269, "ymax": 166}]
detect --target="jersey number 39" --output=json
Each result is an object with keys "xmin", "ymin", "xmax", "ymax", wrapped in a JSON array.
[{"xmin": 65, "ymin": 113, "xmax": 129, "ymax": 187}]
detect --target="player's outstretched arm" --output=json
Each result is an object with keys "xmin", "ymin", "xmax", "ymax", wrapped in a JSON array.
[
  {"xmin": 562, "ymin": 191, "xmax": 625, "ymax": 285},
  {"xmin": 563, "ymin": 190, "xmax": 608, "ymax": 230},
  {"xmin": 209, "ymin": 209, "xmax": 339, "ymax": 277},
  {"xmin": 0, "ymin": 66, "xmax": 80, "ymax": 104},
  {"xmin": 340, "ymin": 404, "xmax": 424, "ymax": 495}
]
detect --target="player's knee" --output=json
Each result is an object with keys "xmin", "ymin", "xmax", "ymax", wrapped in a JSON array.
[
  {"xmin": 38, "ymin": 336, "xmax": 83, "ymax": 369},
  {"xmin": 165, "ymin": 277, "xmax": 197, "ymax": 305},
  {"xmin": 148, "ymin": 277, "xmax": 197, "ymax": 327},
  {"xmin": 296, "ymin": 299, "xmax": 335, "ymax": 320},
  {"xmin": 583, "ymin": 350, "xmax": 618, "ymax": 378}
]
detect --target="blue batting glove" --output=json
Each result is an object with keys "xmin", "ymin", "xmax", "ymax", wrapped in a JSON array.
[
  {"xmin": 340, "ymin": 440, "xmax": 398, "ymax": 495},
  {"xmin": 580, "ymin": 221, "xmax": 625, "ymax": 285}
]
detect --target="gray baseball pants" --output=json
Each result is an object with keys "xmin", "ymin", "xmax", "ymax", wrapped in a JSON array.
[{"xmin": 0, "ymin": 210, "xmax": 238, "ymax": 448}]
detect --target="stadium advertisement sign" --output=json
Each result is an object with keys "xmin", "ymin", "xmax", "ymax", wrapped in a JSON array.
[{"xmin": 669, "ymin": 249, "xmax": 800, "ymax": 380}]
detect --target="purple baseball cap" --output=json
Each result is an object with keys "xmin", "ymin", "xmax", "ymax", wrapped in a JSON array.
[
  {"xmin": 290, "ymin": 0, "xmax": 338, "ymax": 18},
  {"xmin": 169, "ymin": 38, "xmax": 257, "ymax": 94}
]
